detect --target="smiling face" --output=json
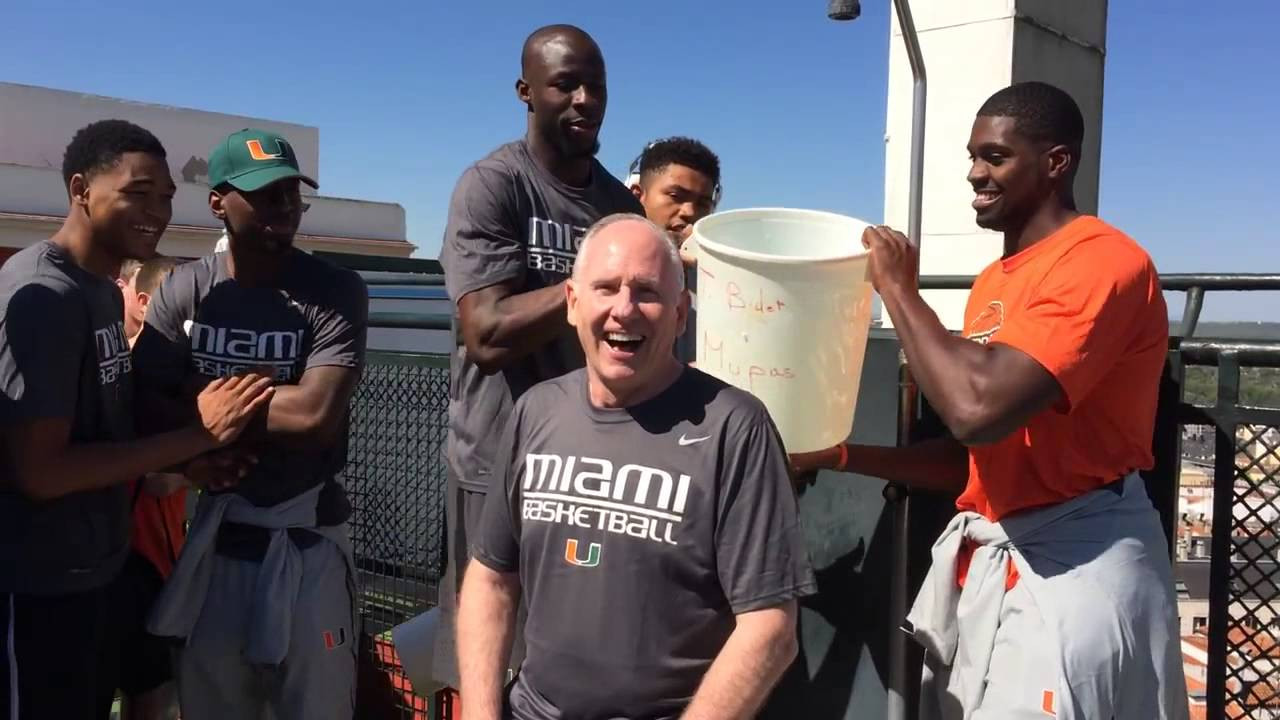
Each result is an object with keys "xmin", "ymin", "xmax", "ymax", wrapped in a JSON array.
[
  {"xmin": 74, "ymin": 151, "xmax": 175, "ymax": 262},
  {"xmin": 567, "ymin": 217, "xmax": 688, "ymax": 408},
  {"xmin": 966, "ymin": 115, "xmax": 1073, "ymax": 232}
]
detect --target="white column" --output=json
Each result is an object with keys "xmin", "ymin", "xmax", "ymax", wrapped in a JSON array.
[{"xmin": 881, "ymin": 0, "xmax": 1108, "ymax": 330}]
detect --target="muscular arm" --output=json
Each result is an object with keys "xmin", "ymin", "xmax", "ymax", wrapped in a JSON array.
[
  {"xmin": 457, "ymin": 280, "xmax": 569, "ymax": 374},
  {"xmin": 457, "ymin": 559, "xmax": 521, "ymax": 720},
  {"xmin": 791, "ymin": 435, "xmax": 970, "ymax": 495},
  {"xmin": 880, "ymin": 285, "xmax": 1060, "ymax": 445},
  {"xmin": 243, "ymin": 365, "xmax": 361, "ymax": 449},
  {"xmin": 858, "ymin": 226, "xmax": 1060, "ymax": 446},
  {"xmin": 681, "ymin": 602, "xmax": 799, "ymax": 720}
]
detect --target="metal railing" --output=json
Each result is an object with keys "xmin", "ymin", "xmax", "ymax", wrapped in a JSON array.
[{"xmin": 335, "ymin": 259, "xmax": 1280, "ymax": 719}]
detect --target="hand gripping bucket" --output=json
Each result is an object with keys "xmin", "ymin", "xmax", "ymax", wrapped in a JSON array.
[{"xmin": 691, "ymin": 208, "xmax": 874, "ymax": 454}]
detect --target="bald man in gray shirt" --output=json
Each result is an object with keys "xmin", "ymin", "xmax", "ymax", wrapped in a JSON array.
[{"xmin": 458, "ymin": 214, "xmax": 815, "ymax": 720}]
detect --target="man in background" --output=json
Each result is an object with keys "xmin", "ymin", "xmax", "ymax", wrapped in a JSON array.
[
  {"xmin": 436, "ymin": 23, "xmax": 643, "ymax": 686},
  {"xmin": 624, "ymin": 136, "xmax": 721, "ymax": 362},
  {"xmin": 98, "ymin": 254, "xmax": 185, "ymax": 720}
]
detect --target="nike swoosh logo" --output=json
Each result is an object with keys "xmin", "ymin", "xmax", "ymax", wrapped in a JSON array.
[{"xmin": 678, "ymin": 434, "xmax": 711, "ymax": 446}]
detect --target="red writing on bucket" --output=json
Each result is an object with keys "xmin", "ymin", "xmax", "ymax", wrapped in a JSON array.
[
  {"xmin": 701, "ymin": 331, "xmax": 796, "ymax": 392},
  {"xmin": 725, "ymin": 282, "xmax": 786, "ymax": 315}
]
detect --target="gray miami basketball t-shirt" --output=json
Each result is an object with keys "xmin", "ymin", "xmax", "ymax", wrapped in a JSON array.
[
  {"xmin": 0, "ymin": 240, "xmax": 134, "ymax": 595},
  {"xmin": 132, "ymin": 249, "xmax": 367, "ymax": 516},
  {"xmin": 474, "ymin": 368, "xmax": 817, "ymax": 719},
  {"xmin": 439, "ymin": 139, "xmax": 643, "ymax": 492}
]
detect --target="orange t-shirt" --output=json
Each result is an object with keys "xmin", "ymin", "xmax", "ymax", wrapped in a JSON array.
[
  {"xmin": 129, "ymin": 479, "xmax": 188, "ymax": 578},
  {"xmin": 956, "ymin": 215, "xmax": 1168, "ymax": 521}
]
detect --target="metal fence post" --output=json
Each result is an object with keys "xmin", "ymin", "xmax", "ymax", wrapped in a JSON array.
[{"xmin": 884, "ymin": 355, "xmax": 917, "ymax": 720}]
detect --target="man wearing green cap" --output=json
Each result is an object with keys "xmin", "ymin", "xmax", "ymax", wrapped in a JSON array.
[{"xmin": 133, "ymin": 128, "xmax": 369, "ymax": 720}]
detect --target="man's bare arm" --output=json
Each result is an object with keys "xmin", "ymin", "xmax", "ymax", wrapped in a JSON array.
[
  {"xmin": 863, "ymin": 227, "xmax": 1061, "ymax": 445},
  {"xmin": 681, "ymin": 602, "xmax": 799, "ymax": 720},
  {"xmin": 242, "ymin": 365, "xmax": 361, "ymax": 449},
  {"xmin": 790, "ymin": 436, "xmax": 970, "ymax": 495},
  {"xmin": 457, "ymin": 280, "xmax": 569, "ymax": 374},
  {"xmin": 457, "ymin": 560, "xmax": 521, "ymax": 720},
  {"xmin": 2, "ymin": 375, "xmax": 272, "ymax": 501}
]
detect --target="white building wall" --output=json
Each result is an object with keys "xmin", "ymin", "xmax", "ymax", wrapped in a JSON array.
[{"xmin": 882, "ymin": 0, "xmax": 1107, "ymax": 330}]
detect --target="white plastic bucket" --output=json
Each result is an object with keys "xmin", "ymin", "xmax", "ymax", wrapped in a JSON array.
[{"xmin": 691, "ymin": 208, "xmax": 874, "ymax": 454}]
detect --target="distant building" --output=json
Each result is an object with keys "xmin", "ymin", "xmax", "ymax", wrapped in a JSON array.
[{"xmin": 0, "ymin": 82, "xmax": 414, "ymax": 262}]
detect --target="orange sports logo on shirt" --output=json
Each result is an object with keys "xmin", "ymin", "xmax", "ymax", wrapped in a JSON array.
[
  {"xmin": 564, "ymin": 538, "xmax": 601, "ymax": 567},
  {"xmin": 246, "ymin": 139, "xmax": 287, "ymax": 161},
  {"xmin": 966, "ymin": 301, "xmax": 1004, "ymax": 345},
  {"xmin": 1041, "ymin": 689, "xmax": 1056, "ymax": 715}
]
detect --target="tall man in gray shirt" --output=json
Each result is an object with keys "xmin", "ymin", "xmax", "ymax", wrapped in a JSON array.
[
  {"xmin": 437, "ymin": 23, "xmax": 643, "ymax": 684},
  {"xmin": 458, "ymin": 214, "xmax": 815, "ymax": 720},
  {"xmin": 0, "ymin": 120, "xmax": 272, "ymax": 720}
]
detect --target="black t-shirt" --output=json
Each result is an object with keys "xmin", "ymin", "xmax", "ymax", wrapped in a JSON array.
[
  {"xmin": 474, "ymin": 368, "xmax": 817, "ymax": 720},
  {"xmin": 0, "ymin": 241, "xmax": 134, "ymax": 595},
  {"xmin": 439, "ymin": 139, "xmax": 644, "ymax": 493},
  {"xmin": 132, "ymin": 249, "xmax": 368, "ymax": 524}
]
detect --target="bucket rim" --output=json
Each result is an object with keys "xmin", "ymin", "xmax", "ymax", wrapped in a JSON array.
[{"xmin": 691, "ymin": 207, "xmax": 872, "ymax": 265}]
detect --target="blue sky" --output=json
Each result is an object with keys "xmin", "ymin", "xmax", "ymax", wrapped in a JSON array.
[{"xmin": 3, "ymin": 0, "xmax": 1275, "ymax": 321}]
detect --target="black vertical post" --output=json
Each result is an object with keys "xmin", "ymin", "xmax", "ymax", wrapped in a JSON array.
[{"xmin": 1205, "ymin": 352, "xmax": 1239, "ymax": 720}]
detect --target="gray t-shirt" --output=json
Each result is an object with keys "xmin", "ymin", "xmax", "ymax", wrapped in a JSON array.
[
  {"xmin": 0, "ymin": 240, "xmax": 134, "ymax": 595},
  {"xmin": 474, "ymin": 368, "xmax": 817, "ymax": 720},
  {"xmin": 439, "ymin": 139, "xmax": 644, "ymax": 492},
  {"xmin": 132, "ymin": 249, "xmax": 368, "ymax": 519}
]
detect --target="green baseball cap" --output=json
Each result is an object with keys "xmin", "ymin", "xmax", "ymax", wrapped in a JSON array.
[{"xmin": 207, "ymin": 128, "xmax": 318, "ymax": 192}]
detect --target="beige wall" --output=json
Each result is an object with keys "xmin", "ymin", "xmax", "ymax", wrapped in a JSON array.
[{"xmin": 882, "ymin": 0, "xmax": 1108, "ymax": 330}]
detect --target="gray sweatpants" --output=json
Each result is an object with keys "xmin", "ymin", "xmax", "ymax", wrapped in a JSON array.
[{"xmin": 174, "ymin": 535, "xmax": 357, "ymax": 720}]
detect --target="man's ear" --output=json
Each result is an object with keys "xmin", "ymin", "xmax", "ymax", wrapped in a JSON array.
[
  {"xmin": 137, "ymin": 291, "xmax": 152, "ymax": 312},
  {"xmin": 68, "ymin": 174, "xmax": 90, "ymax": 209},
  {"xmin": 515, "ymin": 77, "xmax": 532, "ymax": 108},
  {"xmin": 565, "ymin": 278, "xmax": 580, "ymax": 328},
  {"xmin": 1045, "ymin": 143, "xmax": 1074, "ymax": 182},
  {"xmin": 209, "ymin": 190, "xmax": 227, "ymax": 221},
  {"xmin": 676, "ymin": 288, "xmax": 690, "ymax": 337},
  {"xmin": 630, "ymin": 183, "xmax": 644, "ymax": 201}
]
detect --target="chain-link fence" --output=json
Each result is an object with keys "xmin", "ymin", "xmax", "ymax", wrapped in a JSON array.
[
  {"xmin": 345, "ymin": 350, "xmax": 451, "ymax": 719},
  {"xmin": 1175, "ymin": 346, "xmax": 1280, "ymax": 720}
]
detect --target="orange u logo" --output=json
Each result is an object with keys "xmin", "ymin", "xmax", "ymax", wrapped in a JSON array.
[
  {"xmin": 246, "ymin": 139, "xmax": 286, "ymax": 161},
  {"xmin": 564, "ymin": 539, "xmax": 601, "ymax": 567}
]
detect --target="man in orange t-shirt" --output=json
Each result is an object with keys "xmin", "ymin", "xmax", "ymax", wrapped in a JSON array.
[{"xmin": 792, "ymin": 82, "xmax": 1186, "ymax": 718}]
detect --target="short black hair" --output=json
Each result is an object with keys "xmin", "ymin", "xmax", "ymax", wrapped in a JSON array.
[
  {"xmin": 62, "ymin": 119, "xmax": 167, "ymax": 189},
  {"xmin": 977, "ymin": 81, "xmax": 1084, "ymax": 152},
  {"xmin": 638, "ymin": 137, "xmax": 721, "ymax": 187}
]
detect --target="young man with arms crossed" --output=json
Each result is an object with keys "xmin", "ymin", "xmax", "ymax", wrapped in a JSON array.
[
  {"xmin": 135, "ymin": 128, "xmax": 369, "ymax": 720},
  {"xmin": 459, "ymin": 214, "xmax": 814, "ymax": 720},
  {"xmin": 0, "ymin": 120, "xmax": 271, "ymax": 720},
  {"xmin": 437, "ymin": 23, "xmax": 643, "ymax": 685},
  {"xmin": 792, "ymin": 82, "xmax": 1187, "ymax": 718}
]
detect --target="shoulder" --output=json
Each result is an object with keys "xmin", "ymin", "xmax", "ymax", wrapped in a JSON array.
[
  {"xmin": 592, "ymin": 162, "xmax": 644, "ymax": 214},
  {"xmin": 296, "ymin": 251, "xmax": 366, "ymax": 288},
  {"xmin": 685, "ymin": 368, "xmax": 775, "ymax": 432},
  {"xmin": 1054, "ymin": 217, "xmax": 1158, "ymax": 289},
  {"xmin": 518, "ymin": 369, "xmax": 582, "ymax": 414},
  {"xmin": 458, "ymin": 141, "xmax": 527, "ymax": 190},
  {"xmin": 0, "ymin": 243, "xmax": 85, "ymax": 308},
  {"xmin": 293, "ymin": 252, "xmax": 369, "ymax": 304}
]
